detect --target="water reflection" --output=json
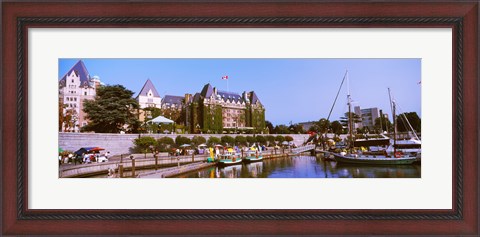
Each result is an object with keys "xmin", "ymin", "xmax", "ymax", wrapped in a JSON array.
[{"xmin": 175, "ymin": 155, "xmax": 421, "ymax": 178}]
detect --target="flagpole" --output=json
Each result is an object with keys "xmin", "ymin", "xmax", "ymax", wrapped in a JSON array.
[{"xmin": 222, "ymin": 75, "xmax": 229, "ymax": 91}]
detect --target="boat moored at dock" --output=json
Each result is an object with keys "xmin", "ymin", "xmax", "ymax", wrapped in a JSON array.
[
  {"xmin": 217, "ymin": 149, "xmax": 243, "ymax": 167},
  {"xmin": 332, "ymin": 152, "xmax": 417, "ymax": 165},
  {"xmin": 243, "ymin": 148, "xmax": 263, "ymax": 163}
]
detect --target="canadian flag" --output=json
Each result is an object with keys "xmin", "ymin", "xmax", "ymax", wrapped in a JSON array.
[{"xmin": 221, "ymin": 75, "xmax": 229, "ymax": 80}]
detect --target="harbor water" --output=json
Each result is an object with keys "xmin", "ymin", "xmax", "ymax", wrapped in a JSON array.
[{"xmin": 174, "ymin": 155, "xmax": 421, "ymax": 178}]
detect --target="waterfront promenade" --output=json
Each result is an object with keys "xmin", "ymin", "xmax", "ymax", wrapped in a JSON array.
[
  {"xmin": 59, "ymin": 147, "xmax": 298, "ymax": 178},
  {"xmin": 59, "ymin": 132, "xmax": 311, "ymax": 156}
]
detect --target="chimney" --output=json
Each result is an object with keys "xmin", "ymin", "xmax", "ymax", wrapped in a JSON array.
[{"xmin": 184, "ymin": 93, "xmax": 191, "ymax": 104}]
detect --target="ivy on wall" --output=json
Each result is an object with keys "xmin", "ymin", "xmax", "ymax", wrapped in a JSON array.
[{"xmin": 200, "ymin": 104, "xmax": 223, "ymax": 133}]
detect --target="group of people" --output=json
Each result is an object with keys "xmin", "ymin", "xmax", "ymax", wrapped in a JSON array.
[
  {"xmin": 212, "ymin": 144, "xmax": 267, "ymax": 159},
  {"xmin": 58, "ymin": 151, "xmax": 110, "ymax": 165},
  {"xmin": 58, "ymin": 153, "xmax": 74, "ymax": 165}
]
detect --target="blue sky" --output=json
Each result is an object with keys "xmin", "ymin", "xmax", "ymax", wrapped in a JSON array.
[{"xmin": 59, "ymin": 59, "xmax": 421, "ymax": 126}]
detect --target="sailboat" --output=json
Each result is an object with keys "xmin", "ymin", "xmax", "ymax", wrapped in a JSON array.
[{"xmin": 332, "ymin": 72, "xmax": 418, "ymax": 165}]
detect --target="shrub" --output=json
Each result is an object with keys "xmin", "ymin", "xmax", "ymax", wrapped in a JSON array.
[
  {"xmin": 221, "ymin": 135, "xmax": 235, "ymax": 146},
  {"xmin": 175, "ymin": 135, "xmax": 191, "ymax": 146},
  {"xmin": 275, "ymin": 135, "xmax": 285, "ymax": 143},
  {"xmin": 157, "ymin": 136, "xmax": 175, "ymax": 152},
  {"xmin": 246, "ymin": 136, "xmax": 256, "ymax": 145},
  {"xmin": 134, "ymin": 136, "xmax": 156, "ymax": 154},
  {"xmin": 235, "ymin": 135, "xmax": 247, "ymax": 146},
  {"xmin": 285, "ymin": 135, "xmax": 294, "ymax": 142},
  {"xmin": 266, "ymin": 135, "xmax": 276, "ymax": 146},
  {"xmin": 191, "ymin": 135, "xmax": 207, "ymax": 146},
  {"xmin": 207, "ymin": 136, "xmax": 221, "ymax": 147},
  {"xmin": 256, "ymin": 135, "xmax": 267, "ymax": 145}
]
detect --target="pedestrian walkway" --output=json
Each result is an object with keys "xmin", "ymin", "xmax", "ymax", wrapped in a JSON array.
[{"xmin": 59, "ymin": 153, "xmax": 210, "ymax": 177}]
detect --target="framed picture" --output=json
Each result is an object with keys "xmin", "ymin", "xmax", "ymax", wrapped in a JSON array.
[{"xmin": 2, "ymin": 1, "xmax": 478, "ymax": 235}]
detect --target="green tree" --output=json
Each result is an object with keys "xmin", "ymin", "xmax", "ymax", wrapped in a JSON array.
[
  {"xmin": 285, "ymin": 135, "xmax": 294, "ymax": 142},
  {"xmin": 340, "ymin": 112, "xmax": 362, "ymax": 133},
  {"xmin": 133, "ymin": 136, "xmax": 156, "ymax": 156},
  {"xmin": 275, "ymin": 135, "xmax": 285, "ymax": 143},
  {"xmin": 265, "ymin": 121, "xmax": 274, "ymax": 134},
  {"xmin": 273, "ymin": 125, "xmax": 290, "ymax": 134},
  {"xmin": 317, "ymin": 118, "xmax": 331, "ymax": 133},
  {"xmin": 288, "ymin": 124, "xmax": 305, "ymax": 134},
  {"xmin": 221, "ymin": 135, "xmax": 235, "ymax": 146},
  {"xmin": 58, "ymin": 101, "xmax": 66, "ymax": 131},
  {"xmin": 162, "ymin": 107, "xmax": 183, "ymax": 123},
  {"xmin": 143, "ymin": 107, "xmax": 162, "ymax": 120},
  {"xmin": 175, "ymin": 135, "xmax": 191, "ymax": 146},
  {"xmin": 308, "ymin": 124, "xmax": 320, "ymax": 133},
  {"xmin": 256, "ymin": 135, "xmax": 267, "ymax": 145},
  {"xmin": 235, "ymin": 135, "xmax": 247, "ymax": 146},
  {"xmin": 191, "ymin": 135, "xmax": 207, "ymax": 146},
  {"xmin": 246, "ymin": 136, "xmax": 256, "ymax": 145},
  {"xmin": 266, "ymin": 135, "xmax": 276, "ymax": 146},
  {"xmin": 374, "ymin": 116, "xmax": 393, "ymax": 133},
  {"xmin": 207, "ymin": 136, "xmax": 221, "ymax": 147},
  {"xmin": 396, "ymin": 112, "xmax": 421, "ymax": 132},
  {"xmin": 330, "ymin": 120, "xmax": 343, "ymax": 134},
  {"xmin": 62, "ymin": 107, "xmax": 78, "ymax": 132},
  {"xmin": 82, "ymin": 85, "xmax": 140, "ymax": 133},
  {"xmin": 156, "ymin": 137, "xmax": 175, "ymax": 152}
]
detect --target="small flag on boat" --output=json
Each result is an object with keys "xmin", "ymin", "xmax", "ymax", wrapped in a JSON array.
[{"xmin": 221, "ymin": 75, "xmax": 229, "ymax": 80}]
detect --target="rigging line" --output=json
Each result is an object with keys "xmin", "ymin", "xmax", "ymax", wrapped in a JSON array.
[
  {"xmin": 327, "ymin": 70, "xmax": 348, "ymax": 121},
  {"xmin": 395, "ymin": 102, "xmax": 420, "ymax": 140},
  {"xmin": 387, "ymin": 88, "xmax": 394, "ymax": 121}
]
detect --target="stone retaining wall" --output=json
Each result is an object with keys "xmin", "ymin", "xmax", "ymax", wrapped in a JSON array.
[{"xmin": 59, "ymin": 133, "xmax": 311, "ymax": 156}]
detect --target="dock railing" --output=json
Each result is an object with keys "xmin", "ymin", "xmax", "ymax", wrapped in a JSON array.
[{"xmin": 291, "ymin": 144, "xmax": 316, "ymax": 154}]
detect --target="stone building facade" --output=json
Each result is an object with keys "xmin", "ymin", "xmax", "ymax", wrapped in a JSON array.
[
  {"xmin": 136, "ymin": 79, "xmax": 162, "ymax": 109},
  {"xmin": 353, "ymin": 106, "xmax": 380, "ymax": 130},
  {"xmin": 185, "ymin": 83, "xmax": 266, "ymax": 134},
  {"xmin": 58, "ymin": 60, "xmax": 103, "ymax": 132}
]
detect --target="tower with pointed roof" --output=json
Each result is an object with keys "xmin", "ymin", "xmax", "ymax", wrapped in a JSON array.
[
  {"xmin": 136, "ymin": 79, "xmax": 162, "ymax": 109},
  {"xmin": 58, "ymin": 60, "xmax": 103, "ymax": 132}
]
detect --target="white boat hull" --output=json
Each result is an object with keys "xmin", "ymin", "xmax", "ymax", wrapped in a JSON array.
[
  {"xmin": 243, "ymin": 156, "xmax": 263, "ymax": 163},
  {"xmin": 218, "ymin": 158, "xmax": 243, "ymax": 166},
  {"xmin": 333, "ymin": 153, "xmax": 417, "ymax": 165}
]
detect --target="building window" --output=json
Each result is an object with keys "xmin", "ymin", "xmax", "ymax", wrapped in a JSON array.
[{"xmin": 84, "ymin": 92, "xmax": 87, "ymax": 95}]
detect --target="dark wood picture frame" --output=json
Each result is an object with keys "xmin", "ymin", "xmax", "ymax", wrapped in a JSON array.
[{"xmin": 2, "ymin": 1, "xmax": 478, "ymax": 235}]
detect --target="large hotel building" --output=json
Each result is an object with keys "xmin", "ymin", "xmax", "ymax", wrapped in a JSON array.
[
  {"xmin": 58, "ymin": 60, "xmax": 103, "ymax": 132},
  {"xmin": 136, "ymin": 80, "xmax": 266, "ymax": 134},
  {"xmin": 59, "ymin": 60, "xmax": 266, "ymax": 133}
]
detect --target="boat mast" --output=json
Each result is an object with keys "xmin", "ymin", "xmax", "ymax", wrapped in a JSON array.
[
  {"xmin": 347, "ymin": 70, "xmax": 354, "ymax": 152},
  {"xmin": 325, "ymin": 70, "xmax": 349, "ymax": 150},
  {"xmin": 388, "ymin": 88, "xmax": 396, "ymax": 155}
]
